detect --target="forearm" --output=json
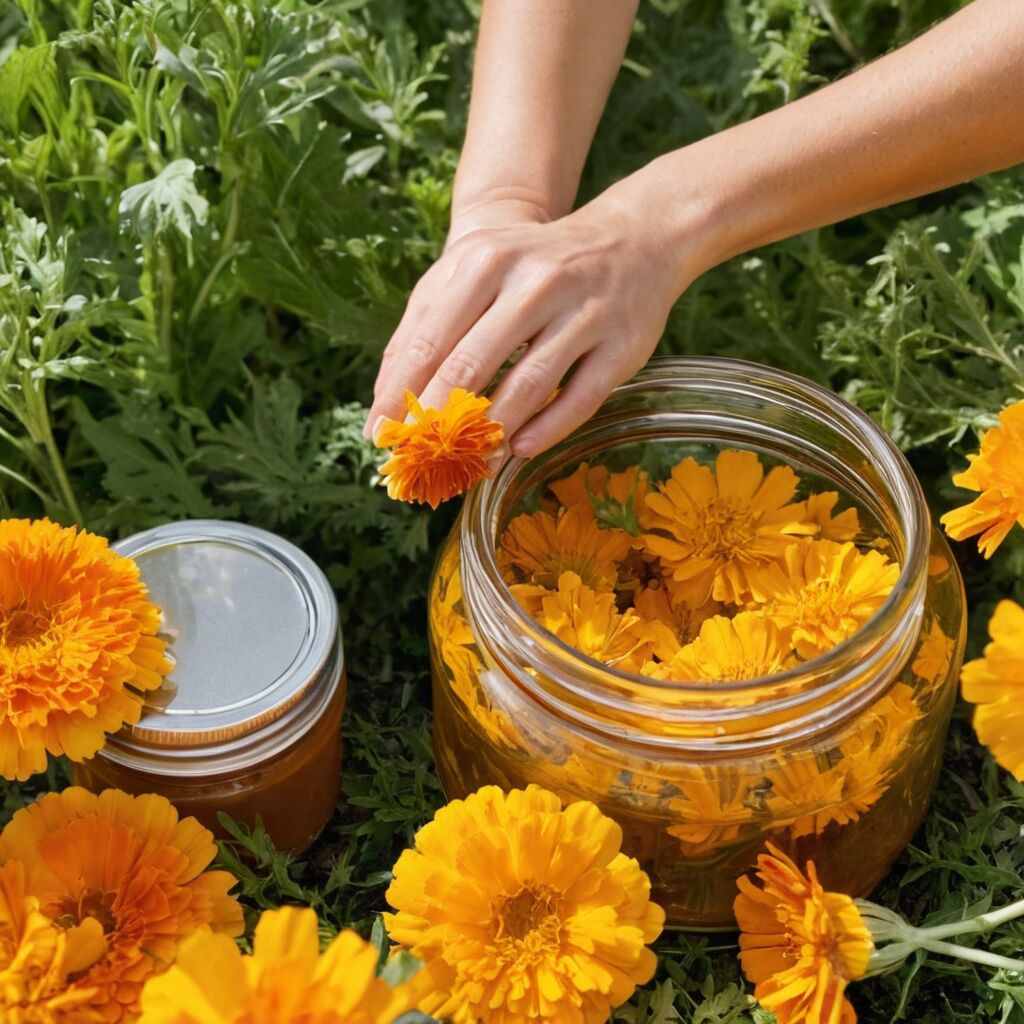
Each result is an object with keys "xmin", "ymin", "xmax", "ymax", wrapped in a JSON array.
[
  {"xmin": 452, "ymin": 0, "xmax": 638, "ymax": 224},
  {"xmin": 607, "ymin": 0, "xmax": 1024, "ymax": 282}
]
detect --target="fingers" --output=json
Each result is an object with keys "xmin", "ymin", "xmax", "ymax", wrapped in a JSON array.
[
  {"xmin": 364, "ymin": 245, "xmax": 503, "ymax": 434},
  {"xmin": 508, "ymin": 346, "xmax": 645, "ymax": 459},
  {"xmin": 485, "ymin": 316, "xmax": 595, "ymax": 442}
]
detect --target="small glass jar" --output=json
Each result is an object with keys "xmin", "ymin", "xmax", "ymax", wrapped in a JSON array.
[
  {"xmin": 430, "ymin": 357, "xmax": 965, "ymax": 929},
  {"xmin": 73, "ymin": 520, "xmax": 345, "ymax": 853}
]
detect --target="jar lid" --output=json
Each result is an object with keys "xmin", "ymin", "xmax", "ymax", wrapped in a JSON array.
[{"xmin": 104, "ymin": 520, "xmax": 342, "ymax": 764}]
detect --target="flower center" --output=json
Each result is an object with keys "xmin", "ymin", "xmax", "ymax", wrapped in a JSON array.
[
  {"xmin": 494, "ymin": 885, "xmax": 563, "ymax": 947},
  {"xmin": 0, "ymin": 606, "xmax": 51, "ymax": 648},
  {"xmin": 694, "ymin": 500, "xmax": 758, "ymax": 558},
  {"xmin": 56, "ymin": 891, "xmax": 117, "ymax": 936},
  {"xmin": 794, "ymin": 583, "xmax": 846, "ymax": 629}
]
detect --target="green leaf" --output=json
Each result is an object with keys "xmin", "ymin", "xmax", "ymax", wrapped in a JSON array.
[{"xmin": 118, "ymin": 158, "xmax": 210, "ymax": 242}]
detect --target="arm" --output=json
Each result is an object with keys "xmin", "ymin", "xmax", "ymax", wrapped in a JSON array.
[
  {"xmin": 367, "ymin": 0, "xmax": 1024, "ymax": 460},
  {"xmin": 449, "ymin": 0, "xmax": 639, "ymax": 241}
]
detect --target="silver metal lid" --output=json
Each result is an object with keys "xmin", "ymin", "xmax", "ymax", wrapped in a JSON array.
[{"xmin": 100, "ymin": 520, "xmax": 343, "ymax": 775}]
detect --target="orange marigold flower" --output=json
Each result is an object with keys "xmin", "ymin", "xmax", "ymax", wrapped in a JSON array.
[
  {"xmin": 0, "ymin": 788, "xmax": 243, "ymax": 1022},
  {"xmin": 642, "ymin": 450, "xmax": 815, "ymax": 605},
  {"xmin": 527, "ymin": 571, "xmax": 672, "ymax": 674},
  {"xmin": 0, "ymin": 518, "xmax": 172, "ymax": 781},
  {"xmin": 548, "ymin": 462, "xmax": 651, "ymax": 531},
  {"xmin": 376, "ymin": 388, "xmax": 504, "ymax": 509},
  {"xmin": 642, "ymin": 612, "xmax": 797, "ymax": 683},
  {"xmin": 734, "ymin": 844, "xmax": 873, "ymax": 1024},
  {"xmin": 802, "ymin": 492, "xmax": 860, "ymax": 543},
  {"xmin": 667, "ymin": 769, "xmax": 755, "ymax": 856},
  {"xmin": 385, "ymin": 784, "xmax": 665, "ymax": 1024},
  {"xmin": 138, "ymin": 907, "xmax": 423, "ymax": 1024},
  {"xmin": 633, "ymin": 582, "xmax": 721, "ymax": 648},
  {"xmin": 940, "ymin": 401, "xmax": 1024, "ymax": 557},
  {"xmin": 961, "ymin": 599, "xmax": 1024, "ymax": 779},
  {"xmin": 498, "ymin": 503, "xmax": 632, "ymax": 590},
  {"xmin": 0, "ymin": 860, "xmax": 106, "ymax": 1023},
  {"xmin": 746, "ymin": 540, "xmax": 900, "ymax": 660}
]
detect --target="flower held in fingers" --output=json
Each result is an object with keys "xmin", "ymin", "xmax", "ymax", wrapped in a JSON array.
[
  {"xmin": 0, "ymin": 518, "xmax": 172, "ymax": 781},
  {"xmin": 385, "ymin": 784, "xmax": 665, "ymax": 1024},
  {"xmin": 376, "ymin": 388, "xmax": 504, "ymax": 508}
]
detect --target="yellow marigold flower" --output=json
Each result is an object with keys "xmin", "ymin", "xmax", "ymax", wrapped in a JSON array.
[
  {"xmin": 642, "ymin": 612, "xmax": 797, "ymax": 683},
  {"xmin": 548, "ymin": 462, "xmax": 651, "ymax": 530},
  {"xmin": 747, "ymin": 541, "xmax": 900, "ymax": 660},
  {"xmin": 802, "ymin": 491, "xmax": 860, "ymax": 542},
  {"xmin": 667, "ymin": 770, "xmax": 755, "ymax": 856},
  {"xmin": 431, "ymin": 570, "xmax": 518, "ymax": 749},
  {"xmin": 0, "ymin": 788, "xmax": 243, "ymax": 1022},
  {"xmin": 961, "ymin": 599, "xmax": 1024, "ymax": 779},
  {"xmin": 940, "ymin": 400, "xmax": 1024, "ymax": 557},
  {"xmin": 734, "ymin": 844, "xmax": 873, "ymax": 1024},
  {"xmin": 767, "ymin": 684, "xmax": 919, "ymax": 838},
  {"xmin": 376, "ymin": 388, "xmax": 504, "ymax": 509},
  {"xmin": 498, "ymin": 503, "xmax": 632, "ymax": 590},
  {"xmin": 633, "ymin": 582, "xmax": 721, "ymax": 648},
  {"xmin": 0, "ymin": 518, "xmax": 172, "ymax": 781},
  {"xmin": 642, "ymin": 450, "xmax": 815, "ymax": 605},
  {"xmin": 912, "ymin": 618, "xmax": 954, "ymax": 683},
  {"xmin": 529, "ymin": 571, "xmax": 670, "ymax": 674},
  {"xmin": 0, "ymin": 860, "xmax": 106, "ymax": 1023},
  {"xmin": 385, "ymin": 784, "xmax": 665, "ymax": 1024},
  {"xmin": 138, "ymin": 907, "xmax": 422, "ymax": 1024}
]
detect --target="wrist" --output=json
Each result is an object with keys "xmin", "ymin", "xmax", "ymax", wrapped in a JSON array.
[{"xmin": 447, "ymin": 186, "xmax": 559, "ymax": 248}]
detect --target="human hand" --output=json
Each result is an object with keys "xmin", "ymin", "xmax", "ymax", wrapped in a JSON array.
[{"xmin": 365, "ymin": 183, "xmax": 703, "ymax": 460}]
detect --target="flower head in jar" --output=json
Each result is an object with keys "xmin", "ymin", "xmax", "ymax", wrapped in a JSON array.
[
  {"xmin": 138, "ymin": 906, "xmax": 428, "ymax": 1024},
  {"xmin": 498, "ymin": 503, "xmax": 632, "ymax": 591},
  {"xmin": 941, "ymin": 400, "xmax": 1024, "ymax": 557},
  {"xmin": 376, "ymin": 388, "xmax": 504, "ymax": 508},
  {"xmin": 385, "ymin": 784, "xmax": 665, "ymax": 1024},
  {"xmin": 745, "ymin": 540, "xmax": 900, "ymax": 660},
  {"xmin": 800, "ymin": 491, "xmax": 860, "ymax": 543},
  {"xmin": 641, "ymin": 450, "xmax": 816, "ymax": 606},
  {"xmin": 734, "ymin": 844, "xmax": 873, "ymax": 1024},
  {"xmin": 961, "ymin": 599, "xmax": 1024, "ymax": 779},
  {"xmin": 0, "ymin": 518, "xmax": 172, "ymax": 781},
  {"xmin": 548, "ymin": 462, "xmax": 652, "ymax": 533},
  {"xmin": 667, "ymin": 768, "xmax": 759, "ymax": 857},
  {"xmin": 0, "ymin": 788, "xmax": 243, "ymax": 1022}
]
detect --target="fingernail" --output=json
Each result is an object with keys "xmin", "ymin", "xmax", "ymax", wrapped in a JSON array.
[
  {"xmin": 486, "ymin": 444, "xmax": 508, "ymax": 471},
  {"xmin": 510, "ymin": 437, "xmax": 535, "ymax": 459},
  {"xmin": 369, "ymin": 415, "xmax": 386, "ymax": 444}
]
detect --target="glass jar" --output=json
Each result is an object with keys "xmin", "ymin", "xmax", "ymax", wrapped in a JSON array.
[
  {"xmin": 73, "ymin": 520, "xmax": 345, "ymax": 853},
  {"xmin": 430, "ymin": 357, "xmax": 965, "ymax": 929}
]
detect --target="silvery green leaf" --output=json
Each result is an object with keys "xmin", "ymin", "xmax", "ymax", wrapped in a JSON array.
[{"xmin": 118, "ymin": 159, "xmax": 210, "ymax": 242}]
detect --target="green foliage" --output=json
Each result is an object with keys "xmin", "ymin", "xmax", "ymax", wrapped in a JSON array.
[{"xmin": 2, "ymin": 1, "xmax": 1024, "ymax": 1021}]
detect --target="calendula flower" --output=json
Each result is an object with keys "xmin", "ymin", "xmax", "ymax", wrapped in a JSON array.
[
  {"xmin": 0, "ymin": 860, "xmax": 106, "ymax": 1023},
  {"xmin": 734, "ymin": 844, "xmax": 873, "ymax": 1024},
  {"xmin": 385, "ymin": 785, "xmax": 665, "ymax": 1024},
  {"xmin": 767, "ymin": 684, "xmax": 918, "ymax": 838},
  {"xmin": 498, "ymin": 503, "xmax": 632, "ymax": 590},
  {"xmin": 642, "ymin": 450, "xmax": 815, "ymax": 605},
  {"xmin": 941, "ymin": 400, "xmax": 1024, "ymax": 557},
  {"xmin": 431, "ymin": 569, "xmax": 518, "ymax": 750},
  {"xmin": 801, "ymin": 492, "xmax": 860, "ymax": 543},
  {"xmin": 548, "ymin": 463, "xmax": 651, "ymax": 532},
  {"xmin": 0, "ymin": 788, "xmax": 243, "ymax": 1022},
  {"xmin": 747, "ymin": 541, "xmax": 900, "ymax": 660},
  {"xmin": 633, "ymin": 582, "xmax": 720, "ymax": 647},
  {"xmin": 961, "ymin": 599, "xmax": 1024, "ymax": 779},
  {"xmin": 376, "ymin": 388, "xmax": 504, "ymax": 508},
  {"xmin": 138, "ymin": 907, "xmax": 423, "ymax": 1024},
  {"xmin": 642, "ymin": 612, "xmax": 797, "ymax": 683},
  {"xmin": 0, "ymin": 518, "xmax": 172, "ymax": 781},
  {"xmin": 667, "ymin": 770, "xmax": 755, "ymax": 856},
  {"xmin": 912, "ymin": 618, "xmax": 954, "ymax": 683},
  {"xmin": 529, "ymin": 571, "xmax": 669, "ymax": 673}
]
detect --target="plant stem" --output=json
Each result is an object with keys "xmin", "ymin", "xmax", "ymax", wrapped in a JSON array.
[
  {"xmin": 36, "ymin": 396, "xmax": 84, "ymax": 525},
  {"xmin": 918, "ymin": 899, "xmax": 1024, "ymax": 941},
  {"xmin": 920, "ymin": 939, "xmax": 1024, "ymax": 974}
]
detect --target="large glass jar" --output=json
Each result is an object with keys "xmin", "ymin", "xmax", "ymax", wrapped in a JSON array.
[{"xmin": 430, "ymin": 357, "xmax": 965, "ymax": 929}]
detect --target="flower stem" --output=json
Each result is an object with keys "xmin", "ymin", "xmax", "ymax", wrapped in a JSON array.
[
  {"xmin": 918, "ymin": 899, "xmax": 1024, "ymax": 942},
  {"xmin": 919, "ymin": 939, "xmax": 1024, "ymax": 974}
]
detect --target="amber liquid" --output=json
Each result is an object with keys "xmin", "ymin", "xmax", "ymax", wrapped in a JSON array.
[
  {"xmin": 431, "ymin": 536, "xmax": 964, "ymax": 929},
  {"xmin": 73, "ymin": 670, "xmax": 347, "ymax": 854}
]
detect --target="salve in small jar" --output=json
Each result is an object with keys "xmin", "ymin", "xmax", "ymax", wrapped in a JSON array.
[
  {"xmin": 429, "ymin": 357, "xmax": 966, "ymax": 929},
  {"xmin": 73, "ymin": 520, "xmax": 344, "ymax": 852}
]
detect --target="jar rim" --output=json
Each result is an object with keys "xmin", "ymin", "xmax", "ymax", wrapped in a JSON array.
[{"xmin": 460, "ymin": 356, "xmax": 931, "ymax": 746}]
